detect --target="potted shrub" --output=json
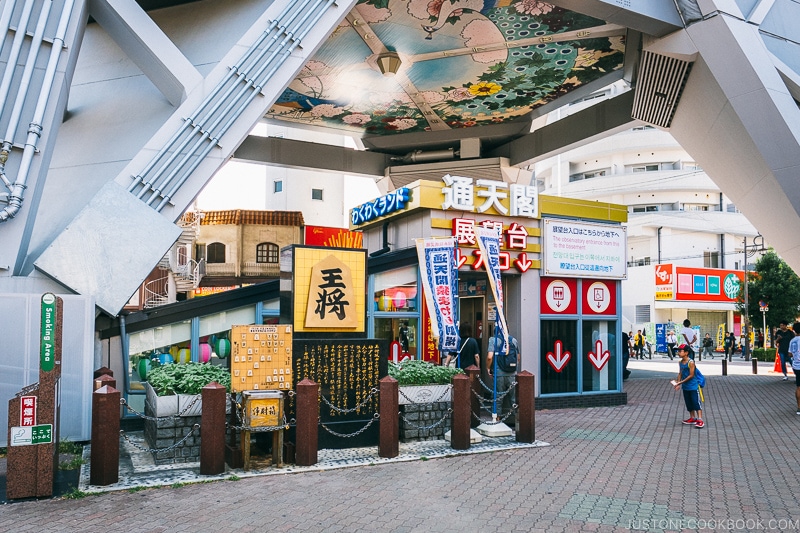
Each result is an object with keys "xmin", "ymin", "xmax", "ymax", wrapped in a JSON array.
[
  {"xmin": 145, "ymin": 362, "xmax": 231, "ymax": 417},
  {"xmin": 388, "ymin": 360, "xmax": 463, "ymax": 405}
]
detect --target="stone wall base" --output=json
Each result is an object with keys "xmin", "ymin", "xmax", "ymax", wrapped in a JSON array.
[{"xmin": 399, "ymin": 401, "xmax": 451, "ymax": 442}]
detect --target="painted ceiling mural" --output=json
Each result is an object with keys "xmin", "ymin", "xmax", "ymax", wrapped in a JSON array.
[{"xmin": 267, "ymin": 0, "xmax": 625, "ymax": 135}]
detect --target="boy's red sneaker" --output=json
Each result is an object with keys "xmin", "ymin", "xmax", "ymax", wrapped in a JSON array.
[
  {"xmin": 682, "ymin": 418, "xmax": 696, "ymax": 425},
  {"xmin": 695, "ymin": 419, "xmax": 705, "ymax": 429}
]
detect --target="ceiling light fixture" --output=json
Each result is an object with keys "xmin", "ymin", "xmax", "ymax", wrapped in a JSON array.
[{"xmin": 376, "ymin": 51, "xmax": 401, "ymax": 76}]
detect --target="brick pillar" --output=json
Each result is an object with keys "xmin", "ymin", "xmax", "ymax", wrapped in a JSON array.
[
  {"xmin": 466, "ymin": 365, "xmax": 480, "ymax": 428},
  {"xmin": 90, "ymin": 385, "xmax": 120, "ymax": 486},
  {"xmin": 516, "ymin": 371, "xmax": 535, "ymax": 443},
  {"xmin": 450, "ymin": 374, "xmax": 470, "ymax": 450},
  {"xmin": 93, "ymin": 374, "xmax": 116, "ymax": 392},
  {"xmin": 93, "ymin": 367, "xmax": 114, "ymax": 379},
  {"xmin": 295, "ymin": 378, "xmax": 319, "ymax": 466},
  {"xmin": 200, "ymin": 382, "xmax": 226, "ymax": 475},
  {"xmin": 379, "ymin": 376, "xmax": 399, "ymax": 458}
]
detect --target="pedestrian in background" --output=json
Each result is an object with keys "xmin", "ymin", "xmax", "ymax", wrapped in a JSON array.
[
  {"xmin": 673, "ymin": 344, "xmax": 704, "ymax": 428},
  {"xmin": 634, "ymin": 329, "xmax": 644, "ymax": 360},
  {"xmin": 788, "ymin": 322, "xmax": 800, "ymax": 414},
  {"xmin": 702, "ymin": 333, "xmax": 714, "ymax": 360},
  {"xmin": 776, "ymin": 321, "xmax": 795, "ymax": 381},
  {"xmin": 681, "ymin": 319, "xmax": 697, "ymax": 360},
  {"xmin": 666, "ymin": 330, "xmax": 677, "ymax": 360}
]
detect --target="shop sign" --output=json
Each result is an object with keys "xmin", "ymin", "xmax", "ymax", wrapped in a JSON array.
[
  {"xmin": 475, "ymin": 227, "xmax": 509, "ymax": 350},
  {"xmin": 654, "ymin": 263, "xmax": 674, "ymax": 300},
  {"xmin": 351, "ymin": 188, "xmax": 410, "ymax": 226},
  {"xmin": 674, "ymin": 267, "xmax": 743, "ymax": 302},
  {"xmin": 542, "ymin": 219, "xmax": 626, "ymax": 279},
  {"xmin": 441, "ymin": 174, "xmax": 538, "ymax": 218},
  {"xmin": 293, "ymin": 247, "xmax": 366, "ymax": 333},
  {"xmin": 305, "ymin": 225, "xmax": 363, "ymax": 248},
  {"xmin": 452, "ymin": 218, "xmax": 533, "ymax": 273}
]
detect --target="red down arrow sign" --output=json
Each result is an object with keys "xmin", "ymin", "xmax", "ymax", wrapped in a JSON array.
[{"xmin": 587, "ymin": 339, "xmax": 610, "ymax": 371}]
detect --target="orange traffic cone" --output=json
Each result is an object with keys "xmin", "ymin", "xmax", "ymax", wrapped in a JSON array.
[{"xmin": 774, "ymin": 352, "xmax": 782, "ymax": 373}]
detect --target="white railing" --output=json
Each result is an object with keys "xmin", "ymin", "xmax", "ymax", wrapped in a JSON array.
[
  {"xmin": 143, "ymin": 276, "xmax": 169, "ymax": 309},
  {"xmin": 242, "ymin": 262, "xmax": 280, "ymax": 277}
]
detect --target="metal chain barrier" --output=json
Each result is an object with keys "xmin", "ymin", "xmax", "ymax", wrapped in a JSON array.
[
  {"xmin": 470, "ymin": 404, "xmax": 518, "ymax": 425},
  {"xmin": 398, "ymin": 408, "xmax": 452, "ymax": 431},
  {"xmin": 319, "ymin": 413, "xmax": 379, "ymax": 438},
  {"xmin": 320, "ymin": 387, "xmax": 378, "ymax": 414},
  {"xmin": 120, "ymin": 395, "xmax": 207, "ymax": 422},
  {"xmin": 119, "ymin": 425, "xmax": 200, "ymax": 454},
  {"xmin": 398, "ymin": 386, "xmax": 451, "ymax": 404},
  {"xmin": 476, "ymin": 376, "xmax": 517, "ymax": 399}
]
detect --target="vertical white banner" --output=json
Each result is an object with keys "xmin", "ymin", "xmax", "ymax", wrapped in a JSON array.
[
  {"xmin": 475, "ymin": 227, "xmax": 509, "ymax": 351},
  {"xmin": 415, "ymin": 238, "xmax": 459, "ymax": 353}
]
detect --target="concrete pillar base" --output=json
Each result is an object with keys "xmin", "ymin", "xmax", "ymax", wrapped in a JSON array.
[{"xmin": 444, "ymin": 429, "xmax": 483, "ymax": 444}]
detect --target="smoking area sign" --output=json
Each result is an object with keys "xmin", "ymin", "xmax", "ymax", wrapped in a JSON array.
[{"xmin": 9, "ymin": 424, "xmax": 53, "ymax": 446}]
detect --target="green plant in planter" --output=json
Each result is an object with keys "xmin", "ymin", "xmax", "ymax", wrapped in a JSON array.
[
  {"xmin": 146, "ymin": 362, "xmax": 231, "ymax": 396},
  {"xmin": 388, "ymin": 360, "xmax": 464, "ymax": 386}
]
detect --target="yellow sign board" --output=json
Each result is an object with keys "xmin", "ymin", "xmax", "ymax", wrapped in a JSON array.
[
  {"xmin": 243, "ymin": 391, "xmax": 283, "ymax": 428},
  {"xmin": 293, "ymin": 247, "xmax": 366, "ymax": 333},
  {"xmin": 230, "ymin": 325, "xmax": 293, "ymax": 392}
]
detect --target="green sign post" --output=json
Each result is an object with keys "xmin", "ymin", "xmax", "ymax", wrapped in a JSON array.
[{"xmin": 40, "ymin": 293, "xmax": 56, "ymax": 372}]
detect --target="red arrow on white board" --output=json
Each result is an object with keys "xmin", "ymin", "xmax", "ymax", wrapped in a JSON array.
[
  {"xmin": 587, "ymin": 339, "xmax": 610, "ymax": 371},
  {"xmin": 546, "ymin": 340, "xmax": 571, "ymax": 372}
]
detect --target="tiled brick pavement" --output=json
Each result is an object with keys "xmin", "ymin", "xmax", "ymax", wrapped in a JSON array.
[{"xmin": 2, "ymin": 358, "xmax": 799, "ymax": 532}]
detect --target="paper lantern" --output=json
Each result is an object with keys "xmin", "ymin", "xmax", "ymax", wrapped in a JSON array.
[
  {"xmin": 177, "ymin": 348, "xmax": 191, "ymax": 364},
  {"xmin": 137, "ymin": 358, "xmax": 151, "ymax": 380},
  {"xmin": 394, "ymin": 291, "xmax": 407, "ymax": 309},
  {"xmin": 377, "ymin": 295, "xmax": 392, "ymax": 311},
  {"xmin": 169, "ymin": 345, "xmax": 180, "ymax": 360},
  {"xmin": 199, "ymin": 343, "xmax": 212, "ymax": 363},
  {"xmin": 158, "ymin": 353, "xmax": 174, "ymax": 365},
  {"xmin": 216, "ymin": 338, "xmax": 230, "ymax": 358}
]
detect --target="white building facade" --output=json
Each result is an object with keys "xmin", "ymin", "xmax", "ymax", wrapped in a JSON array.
[{"xmin": 534, "ymin": 105, "xmax": 761, "ymax": 351}]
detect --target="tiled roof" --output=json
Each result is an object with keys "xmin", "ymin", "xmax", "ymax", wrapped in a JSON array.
[{"xmin": 183, "ymin": 210, "xmax": 304, "ymax": 226}]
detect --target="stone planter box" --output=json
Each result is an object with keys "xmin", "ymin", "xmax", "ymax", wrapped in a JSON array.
[
  {"xmin": 398, "ymin": 384, "xmax": 451, "ymax": 405},
  {"xmin": 144, "ymin": 382, "xmax": 229, "ymax": 417}
]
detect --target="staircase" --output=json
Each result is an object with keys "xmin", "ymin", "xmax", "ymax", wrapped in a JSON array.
[{"xmin": 143, "ymin": 221, "xmax": 205, "ymax": 308}]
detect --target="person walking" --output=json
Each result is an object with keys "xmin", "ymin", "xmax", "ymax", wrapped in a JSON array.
[
  {"xmin": 701, "ymin": 333, "xmax": 715, "ymax": 360},
  {"xmin": 634, "ymin": 329, "xmax": 644, "ymax": 360},
  {"xmin": 444, "ymin": 323, "xmax": 480, "ymax": 370},
  {"xmin": 775, "ymin": 321, "xmax": 795, "ymax": 381},
  {"xmin": 621, "ymin": 330, "xmax": 631, "ymax": 379},
  {"xmin": 680, "ymin": 319, "xmax": 697, "ymax": 360},
  {"xmin": 666, "ymin": 330, "xmax": 677, "ymax": 360},
  {"xmin": 728, "ymin": 331, "xmax": 737, "ymax": 361},
  {"xmin": 673, "ymin": 344, "xmax": 704, "ymax": 428},
  {"xmin": 788, "ymin": 322, "xmax": 800, "ymax": 414},
  {"xmin": 487, "ymin": 333, "xmax": 520, "ymax": 424}
]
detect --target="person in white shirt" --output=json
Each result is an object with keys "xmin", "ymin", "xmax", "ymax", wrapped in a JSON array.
[
  {"xmin": 666, "ymin": 330, "xmax": 677, "ymax": 360},
  {"xmin": 681, "ymin": 319, "xmax": 697, "ymax": 360}
]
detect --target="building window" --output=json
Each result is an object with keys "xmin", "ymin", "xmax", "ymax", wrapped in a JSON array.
[
  {"xmin": 632, "ymin": 164, "xmax": 660, "ymax": 172},
  {"xmin": 627, "ymin": 257, "xmax": 651, "ymax": 267},
  {"xmin": 256, "ymin": 243, "xmax": 279, "ymax": 264},
  {"xmin": 274, "ymin": 181, "xmax": 283, "ymax": 193},
  {"xmin": 312, "ymin": 188, "xmax": 323, "ymax": 201},
  {"xmin": 207, "ymin": 242, "xmax": 226, "ymax": 264},
  {"xmin": 635, "ymin": 305, "xmax": 651, "ymax": 323},
  {"xmin": 704, "ymin": 251, "xmax": 720, "ymax": 269}
]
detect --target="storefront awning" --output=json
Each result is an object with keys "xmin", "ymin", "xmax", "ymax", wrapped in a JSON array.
[{"xmin": 654, "ymin": 301, "xmax": 738, "ymax": 311}]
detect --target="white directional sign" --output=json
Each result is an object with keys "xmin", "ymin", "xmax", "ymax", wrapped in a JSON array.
[
  {"xmin": 545, "ymin": 279, "xmax": 572, "ymax": 313},
  {"xmin": 585, "ymin": 281, "xmax": 611, "ymax": 314}
]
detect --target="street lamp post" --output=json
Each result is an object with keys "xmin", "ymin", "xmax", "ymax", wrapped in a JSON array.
[{"xmin": 742, "ymin": 234, "xmax": 765, "ymax": 361}]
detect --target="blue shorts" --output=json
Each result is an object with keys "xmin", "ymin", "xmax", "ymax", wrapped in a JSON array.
[{"xmin": 682, "ymin": 389, "xmax": 702, "ymax": 412}]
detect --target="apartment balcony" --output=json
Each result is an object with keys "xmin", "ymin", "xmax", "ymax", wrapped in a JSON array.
[
  {"xmin": 205, "ymin": 262, "xmax": 237, "ymax": 276},
  {"xmin": 242, "ymin": 262, "xmax": 280, "ymax": 277}
]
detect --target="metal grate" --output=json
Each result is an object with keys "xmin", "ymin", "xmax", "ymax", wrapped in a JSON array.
[
  {"xmin": 632, "ymin": 50, "xmax": 693, "ymax": 128},
  {"xmin": 635, "ymin": 305, "xmax": 651, "ymax": 323}
]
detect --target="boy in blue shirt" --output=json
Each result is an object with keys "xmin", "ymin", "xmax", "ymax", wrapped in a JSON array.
[{"xmin": 673, "ymin": 344, "xmax": 704, "ymax": 428}]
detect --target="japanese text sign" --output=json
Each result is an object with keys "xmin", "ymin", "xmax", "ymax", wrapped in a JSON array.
[
  {"xmin": 475, "ymin": 227, "xmax": 509, "ymax": 351},
  {"xmin": 543, "ymin": 219, "xmax": 626, "ymax": 279},
  {"xmin": 416, "ymin": 238, "xmax": 459, "ymax": 353}
]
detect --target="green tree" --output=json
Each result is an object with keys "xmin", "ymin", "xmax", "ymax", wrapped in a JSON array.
[{"xmin": 737, "ymin": 250, "xmax": 800, "ymax": 333}]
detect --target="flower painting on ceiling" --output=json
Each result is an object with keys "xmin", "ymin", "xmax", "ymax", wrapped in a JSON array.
[{"xmin": 267, "ymin": 0, "xmax": 625, "ymax": 135}]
